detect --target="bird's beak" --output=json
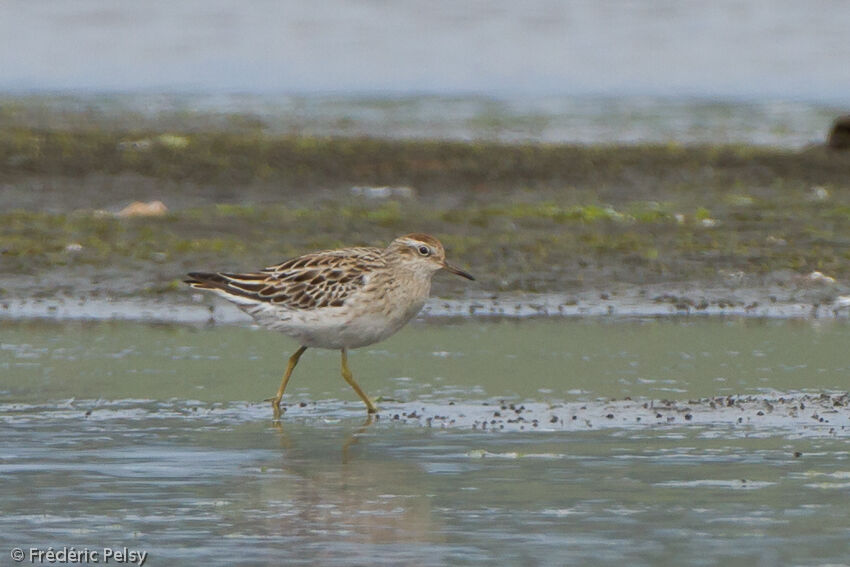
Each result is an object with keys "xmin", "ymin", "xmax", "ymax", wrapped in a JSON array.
[{"xmin": 443, "ymin": 262, "xmax": 475, "ymax": 280}]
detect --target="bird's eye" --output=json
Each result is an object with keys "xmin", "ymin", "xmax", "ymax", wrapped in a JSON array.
[{"xmin": 418, "ymin": 245, "xmax": 430, "ymax": 256}]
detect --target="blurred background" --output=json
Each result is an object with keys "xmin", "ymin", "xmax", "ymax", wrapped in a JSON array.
[
  {"xmin": 3, "ymin": 0, "xmax": 848, "ymax": 142},
  {"xmin": 1, "ymin": 0, "xmax": 849, "ymax": 304}
]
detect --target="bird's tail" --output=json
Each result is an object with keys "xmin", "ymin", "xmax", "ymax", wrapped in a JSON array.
[{"xmin": 184, "ymin": 272, "xmax": 230, "ymax": 290}]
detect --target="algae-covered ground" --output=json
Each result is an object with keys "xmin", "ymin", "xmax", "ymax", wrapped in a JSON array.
[{"xmin": 2, "ymin": 103, "xmax": 850, "ymax": 304}]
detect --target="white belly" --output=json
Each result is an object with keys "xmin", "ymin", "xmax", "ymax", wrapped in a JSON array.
[{"xmin": 245, "ymin": 297, "xmax": 426, "ymax": 350}]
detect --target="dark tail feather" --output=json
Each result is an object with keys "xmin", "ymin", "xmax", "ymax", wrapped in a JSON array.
[
  {"xmin": 184, "ymin": 272, "xmax": 229, "ymax": 289},
  {"xmin": 185, "ymin": 272, "xmax": 270, "ymax": 300}
]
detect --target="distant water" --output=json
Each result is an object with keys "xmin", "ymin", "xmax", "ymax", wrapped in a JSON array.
[
  {"xmin": 2, "ymin": 0, "xmax": 849, "ymax": 102},
  {"xmin": 3, "ymin": 1, "xmax": 848, "ymax": 147},
  {"xmin": 6, "ymin": 92, "xmax": 843, "ymax": 147}
]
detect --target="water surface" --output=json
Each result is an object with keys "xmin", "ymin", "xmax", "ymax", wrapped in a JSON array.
[
  {"xmin": 3, "ymin": 0, "xmax": 849, "ymax": 101},
  {"xmin": 2, "ymin": 318, "xmax": 849, "ymax": 565}
]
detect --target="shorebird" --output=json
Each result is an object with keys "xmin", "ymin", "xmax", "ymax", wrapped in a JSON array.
[{"xmin": 185, "ymin": 233, "xmax": 474, "ymax": 417}]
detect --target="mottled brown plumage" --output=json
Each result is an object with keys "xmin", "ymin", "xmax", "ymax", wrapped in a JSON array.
[
  {"xmin": 186, "ymin": 246, "xmax": 384, "ymax": 311},
  {"xmin": 185, "ymin": 233, "xmax": 474, "ymax": 416}
]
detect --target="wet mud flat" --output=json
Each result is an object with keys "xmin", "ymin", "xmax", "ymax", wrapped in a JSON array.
[
  {"xmin": 3, "ymin": 279, "xmax": 850, "ymax": 328},
  {"xmin": 380, "ymin": 392, "xmax": 850, "ymax": 435},
  {"xmin": 8, "ymin": 392, "xmax": 846, "ymax": 436},
  {"xmin": 3, "ymin": 102, "xmax": 850, "ymax": 305}
]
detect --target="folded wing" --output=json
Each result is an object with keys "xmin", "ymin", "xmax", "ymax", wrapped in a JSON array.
[{"xmin": 186, "ymin": 247, "xmax": 385, "ymax": 310}]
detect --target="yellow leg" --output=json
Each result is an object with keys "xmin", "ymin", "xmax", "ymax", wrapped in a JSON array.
[
  {"xmin": 340, "ymin": 349, "xmax": 377, "ymax": 414},
  {"xmin": 270, "ymin": 346, "xmax": 307, "ymax": 417}
]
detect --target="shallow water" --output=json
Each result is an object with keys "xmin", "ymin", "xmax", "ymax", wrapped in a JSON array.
[
  {"xmin": 9, "ymin": 92, "xmax": 842, "ymax": 148},
  {"xmin": 2, "ymin": 318, "xmax": 850, "ymax": 565}
]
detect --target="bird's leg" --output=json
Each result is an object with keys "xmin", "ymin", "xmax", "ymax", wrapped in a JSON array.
[
  {"xmin": 340, "ymin": 349, "xmax": 377, "ymax": 414},
  {"xmin": 270, "ymin": 345, "xmax": 307, "ymax": 418}
]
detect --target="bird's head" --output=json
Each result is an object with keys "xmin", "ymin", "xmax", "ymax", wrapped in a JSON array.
[{"xmin": 387, "ymin": 233, "xmax": 475, "ymax": 281}]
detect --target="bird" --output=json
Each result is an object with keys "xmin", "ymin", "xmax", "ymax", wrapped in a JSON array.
[{"xmin": 185, "ymin": 233, "xmax": 474, "ymax": 417}]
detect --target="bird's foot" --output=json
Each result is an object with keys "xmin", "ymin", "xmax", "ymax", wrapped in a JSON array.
[{"xmin": 267, "ymin": 396, "xmax": 284, "ymax": 420}]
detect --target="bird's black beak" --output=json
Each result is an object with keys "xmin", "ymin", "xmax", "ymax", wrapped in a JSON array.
[{"xmin": 443, "ymin": 262, "xmax": 475, "ymax": 281}]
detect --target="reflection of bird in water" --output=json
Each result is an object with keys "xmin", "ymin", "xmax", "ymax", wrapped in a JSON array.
[
  {"xmin": 272, "ymin": 415, "xmax": 374, "ymax": 463},
  {"xmin": 258, "ymin": 419, "xmax": 437, "ymax": 557},
  {"xmin": 186, "ymin": 234, "xmax": 473, "ymax": 418}
]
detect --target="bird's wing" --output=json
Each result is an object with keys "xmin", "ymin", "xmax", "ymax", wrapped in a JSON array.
[{"xmin": 185, "ymin": 247, "xmax": 384, "ymax": 310}]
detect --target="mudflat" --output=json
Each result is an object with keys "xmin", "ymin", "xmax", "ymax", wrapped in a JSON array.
[{"xmin": 2, "ymin": 103, "xmax": 849, "ymax": 315}]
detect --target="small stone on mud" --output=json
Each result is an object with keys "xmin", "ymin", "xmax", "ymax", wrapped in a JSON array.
[{"xmin": 117, "ymin": 200, "xmax": 168, "ymax": 217}]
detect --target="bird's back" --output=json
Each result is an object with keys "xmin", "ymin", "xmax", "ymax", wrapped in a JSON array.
[
  {"xmin": 186, "ymin": 246, "xmax": 384, "ymax": 310},
  {"xmin": 186, "ymin": 246, "xmax": 427, "ymax": 348}
]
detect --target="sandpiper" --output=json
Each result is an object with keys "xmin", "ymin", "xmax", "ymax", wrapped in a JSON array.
[{"xmin": 185, "ymin": 233, "xmax": 474, "ymax": 417}]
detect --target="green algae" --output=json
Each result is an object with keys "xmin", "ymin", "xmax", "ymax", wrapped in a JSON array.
[
  {"xmin": 3, "ymin": 189, "xmax": 850, "ymax": 297},
  {"xmin": 3, "ymin": 126, "xmax": 850, "ymax": 192},
  {"xmin": 2, "ymin": 116, "xmax": 850, "ymax": 297}
]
